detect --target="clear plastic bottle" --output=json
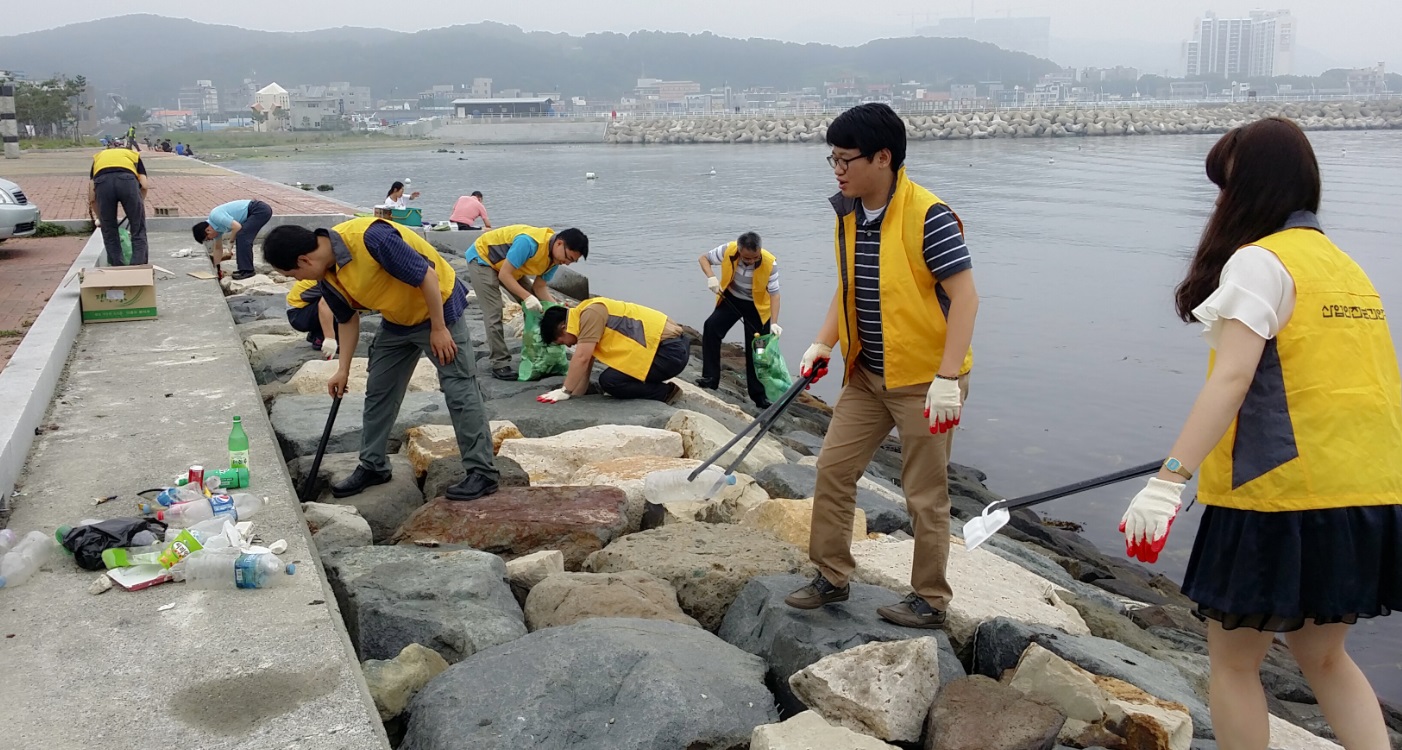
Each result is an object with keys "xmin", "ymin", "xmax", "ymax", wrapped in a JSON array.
[
  {"xmin": 0, "ymin": 529, "xmax": 18, "ymax": 555},
  {"xmin": 643, "ymin": 466, "xmax": 736, "ymax": 505},
  {"xmin": 176, "ymin": 550, "xmax": 296, "ymax": 590},
  {"xmin": 0, "ymin": 530, "xmax": 58, "ymax": 589},
  {"xmin": 156, "ymin": 493, "xmax": 266, "ymax": 527}
]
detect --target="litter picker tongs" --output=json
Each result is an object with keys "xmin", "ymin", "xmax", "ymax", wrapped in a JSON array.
[{"xmin": 685, "ymin": 368, "xmax": 821, "ymax": 499}]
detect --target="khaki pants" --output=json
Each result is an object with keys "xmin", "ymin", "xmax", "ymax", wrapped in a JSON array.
[
  {"xmin": 809, "ymin": 364, "xmax": 969, "ymax": 610},
  {"xmin": 464, "ymin": 261, "xmax": 517, "ymax": 370}
]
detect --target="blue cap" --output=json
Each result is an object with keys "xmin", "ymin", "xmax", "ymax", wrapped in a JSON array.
[{"xmin": 285, "ymin": 563, "xmax": 296, "ymax": 576}]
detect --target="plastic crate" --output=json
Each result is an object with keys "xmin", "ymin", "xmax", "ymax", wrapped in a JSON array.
[{"xmin": 389, "ymin": 207, "xmax": 423, "ymax": 227}]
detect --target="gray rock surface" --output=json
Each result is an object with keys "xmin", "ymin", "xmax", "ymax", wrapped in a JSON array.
[
  {"xmin": 301, "ymin": 501, "xmax": 374, "ymax": 551},
  {"xmin": 754, "ymin": 463, "xmax": 912, "ymax": 534},
  {"xmin": 422, "ymin": 454, "xmax": 529, "ymax": 500},
  {"xmin": 323, "ymin": 545, "xmax": 526, "ymax": 664},
  {"xmin": 226, "ymin": 293, "xmax": 287, "ymax": 324},
  {"xmin": 973, "ymin": 617, "xmax": 1212, "ymax": 738},
  {"xmin": 925, "ymin": 675, "xmax": 1065, "ymax": 750},
  {"xmin": 270, "ymin": 393, "xmax": 455, "ymax": 459},
  {"xmin": 399, "ymin": 618, "xmax": 777, "ymax": 750},
  {"xmin": 288, "ymin": 453, "xmax": 425, "ymax": 542},
  {"xmin": 486, "ymin": 392, "xmax": 679, "ymax": 437},
  {"xmin": 718, "ymin": 574, "xmax": 965, "ymax": 716}
]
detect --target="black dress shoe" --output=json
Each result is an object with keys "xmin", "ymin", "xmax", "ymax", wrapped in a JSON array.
[
  {"xmin": 753, "ymin": 397, "xmax": 772, "ymax": 409},
  {"xmin": 231, "ymin": 270, "xmax": 256, "ymax": 281},
  {"xmin": 446, "ymin": 472, "xmax": 499, "ymax": 501},
  {"xmin": 331, "ymin": 466, "xmax": 393, "ymax": 498},
  {"xmin": 492, "ymin": 367, "xmax": 517, "ymax": 381},
  {"xmin": 695, "ymin": 378, "xmax": 719, "ymax": 390}
]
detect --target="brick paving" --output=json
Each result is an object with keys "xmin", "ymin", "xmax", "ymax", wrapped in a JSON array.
[
  {"xmin": 0, "ymin": 150, "xmax": 351, "ymax": 220},
  {"xmin": 0, "ymin": 236, "xmax": 87, "ymax": 372}
]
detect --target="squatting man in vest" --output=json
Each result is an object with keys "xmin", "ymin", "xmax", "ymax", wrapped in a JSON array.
[
  {"xmin": 697, "ymin": 231, "xmax": 783, "ymax": 408},
  {"xmin": 786, "ymin": 103, "xmax": 979, "ymax": 629},
  {"xmin": 536, "ymin": 298, "xmax": 690, "ymax": 404},
  {"xmin": 284, "ymin": 279, "xmax": 340, "ymax": 360},
  {"xmin": 466, "ymin": 225, "xmax": 589, "ymax": 381},
  {"xmin": 262, "ymin": 217, "xmax": 501, "ymax": 502}
]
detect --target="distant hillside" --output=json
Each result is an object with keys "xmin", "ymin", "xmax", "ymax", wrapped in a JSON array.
[{"xmin": 0, "ymin": 15, "xmax": 1060, "ymax": 109}]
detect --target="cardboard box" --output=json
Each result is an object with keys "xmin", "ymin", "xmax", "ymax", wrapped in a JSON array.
[{"xmin": 79, "ymin": 265, "xmax": 158, "ymax": 323}]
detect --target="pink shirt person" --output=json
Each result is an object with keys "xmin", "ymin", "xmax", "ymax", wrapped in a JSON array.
[{"xmin": 450, "ymin": 192, "xmax": 491, "ymax": 229}]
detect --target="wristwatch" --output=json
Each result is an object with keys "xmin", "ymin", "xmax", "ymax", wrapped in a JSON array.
[{"xmin": 1163, "ymin": 458, "xmax": 1193, "ymax": 481}]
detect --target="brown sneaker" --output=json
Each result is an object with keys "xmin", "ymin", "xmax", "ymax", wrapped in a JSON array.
[
  {"xmin": 783, "ymin": 574, "xmax": 850, "ymax": 610},
  {"xmin": 876, "ymin": 593, "xmax": 947, "ymax": 629}
]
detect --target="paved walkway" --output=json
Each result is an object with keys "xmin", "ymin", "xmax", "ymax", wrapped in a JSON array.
[
  {"xmin": 0, "ymin": 236, "xmax": 87, "ymax": 372},
  {"xmin": 0, "ymin": 149, "xmax": 353, "ymax": 220},
  {"xmin": 0, "ymin": 233, "xmax": 386, "ymax": 750}
]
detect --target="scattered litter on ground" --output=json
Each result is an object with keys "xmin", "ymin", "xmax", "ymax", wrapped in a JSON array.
[
  {"xmin": 170, "ymin": 248, "xmax": 192, "ymax": 258},
  {"xmin": 88, "ymin": 575, "xmax": 113, "ymax": 595},
  {"xmin": 157, "ymin": 602, "xmax": 175, "ymax": 612}
]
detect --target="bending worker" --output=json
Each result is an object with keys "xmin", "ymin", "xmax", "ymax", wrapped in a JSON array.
[
  {"xmin": 537, "ymin": 298, "xmax": 687, "ymax": 404},
  {"xmin": 193, "ymin": 199, "xmax": 274, "ymax": 281},
  {"xmin": 261, "ymin": 217, "xmax": 499, "ymax": 503},
  {"xmin": 466, "ymin": 225, "xmax": 589, "ymax": 380},
  {"xmin": 88, "ymin": 143, "xmax": 149, "ymax": 266},
  {"xmin": 285, "ymin": 278, "xmax": 342, "ymax": 359},
  {"xmin": 697, "ymin": 231, "xmax": 783, "ymax": 408},
  {"xmin": 786, "ymin": 103, "xmax": 979, "ymax": 630}
]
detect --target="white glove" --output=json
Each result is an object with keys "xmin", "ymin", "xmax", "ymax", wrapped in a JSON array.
[
  {"xmin": 1120, "ymin": 478, "xmax": 1185, "ymax": 563},
  {"xmin": 523, "ymin": 295, "xmax": 543, "ymax": 314},
  {"xmin": 536, "ymin": 388, "xmax": 571, "ymax": 404},
  {"xmin": 925, "ymin": 377, "xmax": 962, "ymax": 433},
  {"xmin": 769, "ymin": 323, "xmax": 783, "ymax": 337},
  {"xmin": 322, "ymin": 338, "xmax": 339, "ymax": 361},
  {"xmin": 800, "ymin": 343, "xmax": 832, "ymax": 382},
  {"xmin": 706, "ymin": 276, "xmax": 723, "ymax": 295}
]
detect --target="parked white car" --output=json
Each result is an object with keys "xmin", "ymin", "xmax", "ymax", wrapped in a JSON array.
[{"xmin": 0, "ymin": 177, "xmax": 41, "ymax": 243}]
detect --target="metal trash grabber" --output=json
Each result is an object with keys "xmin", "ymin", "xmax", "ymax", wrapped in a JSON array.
[
  {"xmin": 683, "ymin": 367, "xmax": 820, "ymax": 498},
  {"xmin": 962, "ymin": 459, "xmax": 1163, "ymax": 550},
  {"xmin": 299, "ymin": 396, "xmax": 343, "ymax": 503}
]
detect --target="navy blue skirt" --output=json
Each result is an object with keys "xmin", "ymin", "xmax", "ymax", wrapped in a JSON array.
[{"xmin": 1181, "ymin": 503, "xmax": 1402, "ymax": 632}]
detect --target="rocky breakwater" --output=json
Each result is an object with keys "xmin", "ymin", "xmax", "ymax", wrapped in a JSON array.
[
  {"xmin": 606, "ymin": 100, "xmax": 1402, "ymax": 144},
  {"xmin": 218, "ymin": 245, "xmax": 1398, "ymax": 749}
]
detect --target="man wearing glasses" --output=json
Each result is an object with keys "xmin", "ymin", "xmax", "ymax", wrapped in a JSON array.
[
  {"xmin": 785, "ymin": 103, "xmax": 980, "ymax": 630},
  {"xmin": 466, "ymin": 225, "xmax": 589, "ymax": 380}
]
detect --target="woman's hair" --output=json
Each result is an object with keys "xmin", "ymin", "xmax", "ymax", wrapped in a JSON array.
[
  {"xmin": 1175, "ymin": 117, "xmax": 1321, "ymax": 322},
  {"xmin": 387, "ymin": 181, "xmax": 404, "ymax": 197}
]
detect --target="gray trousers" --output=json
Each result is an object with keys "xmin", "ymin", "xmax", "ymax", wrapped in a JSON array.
[
  {"xmin": 93, "ymin": 171, "xmax": 148, "ymax": 266},
  {"xmin": 359, "ymin": 316, "xmax": 498, "ymax": 482},
  {"xmin": 464, "ymin": 260, "xmax": 518, "ymax": 371}
]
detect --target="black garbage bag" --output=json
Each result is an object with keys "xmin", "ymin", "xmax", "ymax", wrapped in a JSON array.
[{"xmin": 60, "ymin": 517, "xmax": 169, "ymax": 571}]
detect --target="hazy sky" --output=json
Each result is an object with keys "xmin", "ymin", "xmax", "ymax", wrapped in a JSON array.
[{"xmin": 8, "ymin": 0, "xmax": 1398, "ymax": 70}]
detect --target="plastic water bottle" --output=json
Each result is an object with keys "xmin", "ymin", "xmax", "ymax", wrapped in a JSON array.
[
  {"xmin": 228, "ymin": 416, "xmax": 250, "ymax": 471},
  {"xmin": 156, "ymin": 493, "xmax": 266, "ymax": 527},
  {"xmin": 643, "ymin": 466, "xmax": 736, "ymax": 505},
  {"xmin": 0, "ymin": 530, "xmax": 58, "ymax": 589},
  {"xmin": 0, "ymin": 529, "xmax": 16, "ymax": 555},
  {"xmin": 177, "ymin": 550, "xmax": 295, "ymax": 590}
]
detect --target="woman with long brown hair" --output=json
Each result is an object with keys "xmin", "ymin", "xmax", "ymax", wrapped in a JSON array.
[{"xmin": 1119, "ymin": 116, "xmax": 1402, "ymax": 748}]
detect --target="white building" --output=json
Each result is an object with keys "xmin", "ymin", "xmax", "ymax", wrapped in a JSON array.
[{"xmin": 1183, "ymin": 10, "xmax": 1295, "ymax": 79}]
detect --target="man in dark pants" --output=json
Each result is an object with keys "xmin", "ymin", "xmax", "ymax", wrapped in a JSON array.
[
  {"xmin": 192, "ymin": 200, "xmax": 274, "ymax": 280},
  {"xmin": 262, "ymin": 217, "xmax": 500, "ymax": 502},
  {"xmin": 697, "ymin": 231, "xmax": 783, "ymax": 408},
  {"xmin": 537, "ymin": 298, "xmax": 687, "ymax": 404},
  {"xmin": 87, "ymin": 144, "xmax": 149, "ymax": 266}
]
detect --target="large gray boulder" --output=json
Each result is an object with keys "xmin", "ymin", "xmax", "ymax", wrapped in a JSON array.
[
  {"xmin": 226, "ymin": 293, "xmax": 286, "ymax": 324},
  {"xmin": 718, "ymin": 575, "xmax": 965, "ymax": 716},
  {"xmin": 486, "ymin": 392, "xmax": 678, "ymax": 438},
  {"xmin": 754, "ymin": 463, "xmax": 912, "ymax": 534},
  {"xmin": 399, "ymin": 618, "xmax": 776, "ymax": 750},
  {"xmin": 973, "ymin": 617, "xmax": 1212, "ymax": 738},
  {"xmin": 288, "ymin": 453, "xmax": 425, "ymax": 542},
  {"xmin": 323, "ymin": 545, "xmax": 526, "ymax": 664},
  {"xmin": 269, "ymin": 393, "xmax": 456, "ymax": 460},
  {"xmin": 422, "ymin": 454, "xmax": 529, "ymax": 500},
  {"xmin": 546, "ymin": 265, "xmax": 590, "ymax": 300}
]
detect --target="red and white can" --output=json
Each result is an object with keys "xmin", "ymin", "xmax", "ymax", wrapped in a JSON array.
[{"xmin": 188, "ymin": 465, "xmax": 205, "ymax": 488}]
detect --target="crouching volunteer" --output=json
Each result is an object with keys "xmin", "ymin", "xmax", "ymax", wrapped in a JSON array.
[
  {"xmin": 1119, "ymin": 117, "xmax": 1402, "ymax": 749},
  {"xmin": 466, "ymin": 225, "xmax": 589, "ymax": 381},
  {"xmin": 193, "ymin": 199, "xmax": 274, "ymax": 281},
  {"xmin": 537, "ymin": 298, "xmax": 688, "ymax": 404},
  {"xmin": 786, "ymin": 103, "xmax": 979, "ymax": 630},
  {"xmin": 697, "ymin": 231, "xmax": 782, "ymax": 408},
  {"xmin": 262, "ymin": 217, "xmax": 500, "ymax": 502},
  {"xmin": 285, "ymin": 278, "xmax": 344, "ymax": 359}
]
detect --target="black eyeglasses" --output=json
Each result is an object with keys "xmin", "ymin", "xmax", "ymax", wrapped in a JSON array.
[{"xmin": 827, "ymin": 153, "xmax": 871, "ymax": 171}]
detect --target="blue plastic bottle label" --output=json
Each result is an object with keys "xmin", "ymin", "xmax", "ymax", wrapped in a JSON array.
[
  {"xmin": 233, "ymin": 554, "xmax": 261, "ymax": 589},
  {"xmin": 209, "ymin": 494, "xmax": 236, "ymax": 520}
]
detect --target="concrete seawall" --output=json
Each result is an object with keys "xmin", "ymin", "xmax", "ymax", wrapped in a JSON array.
[
  {"xmin": 400, "ymin": 120, "xmax": 609, "ymax": 145},
  {"xmin": 606, "ymin": 100, "xmax": 1402, "ymax": 144}
]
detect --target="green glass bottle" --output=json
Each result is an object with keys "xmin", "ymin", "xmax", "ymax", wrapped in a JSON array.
[{"xmin": 228, "ymin": 416, "xmax": 250, "ymax": 471}]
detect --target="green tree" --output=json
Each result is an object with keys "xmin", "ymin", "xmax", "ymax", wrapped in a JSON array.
[
  {"xmin": 14, "ymin": 75, "xmax": 85, "ymax": 137},
  {"xmin": 117, "ymin": 105, "xmax": 148, "ymax": 127}
]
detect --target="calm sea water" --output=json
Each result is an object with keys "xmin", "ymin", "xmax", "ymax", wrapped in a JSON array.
[{"xmin": 226, "ymin": 130, "xmax": 1402, "ymax": 702}]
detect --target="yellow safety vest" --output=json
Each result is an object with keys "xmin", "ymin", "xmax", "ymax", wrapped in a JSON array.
[
  {"xmin": 473, "ymin": 225, "xmax": 556, "ymax": 279},
  {"xmin": 91, "ymin": 148, "xmax": 141, "ymax": 176},
  {"xmin": 1199, "ymin": 225, "xmax": 1402, "ymax": 511},
  {"xmin": 567, "ymin": 298, "xmax": 669, "ymax": 381},
  {"xmin": 322, "ymin": 218, "xmax": 457, "ymax": 328},
  {"xmin": 286, "ymin": 279, "xmax": 320, "ymax": 309},
  {"xmin": 834, "ymin": 167, "xmax": 973, "ymax": 389},
  {"xmin": 718, "ymin": 243, "xmax": 777, "ymax": 324}
]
